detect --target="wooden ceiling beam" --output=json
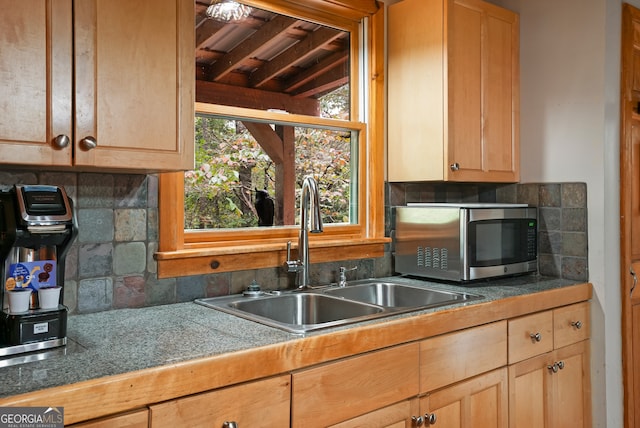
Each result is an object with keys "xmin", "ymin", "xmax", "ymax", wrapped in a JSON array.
[
  {"xmin": 249, "ymin": 27, "xmax": 343, "ymax": 88},
  {"xmin": 292, "ymin": 67, "xmax": 348, "ymax": 99},
  {"xmin": 196, "ymin": 80, "xmax": 320, "ymax": 115},
  {"xmin": 284, "ymin": 49, "xmax": 348, "ymax": 93},
  {"xmin": 208, "ymin": 15, "xmax": 300, "ymax": 81}
]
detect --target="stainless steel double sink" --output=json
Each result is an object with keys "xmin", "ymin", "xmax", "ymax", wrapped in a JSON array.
[{"xmin": 195, "ymin": 279, "xmax": 482, "ymax": 334}]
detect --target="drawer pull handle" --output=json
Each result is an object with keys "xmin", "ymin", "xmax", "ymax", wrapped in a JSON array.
[
  {"xmin": 571, "ymin": 320, "xmax": 583, "ymax": 329},
  {"xmin": 530, "ymin": 332, "xmax": 542, "ymax": 342}
]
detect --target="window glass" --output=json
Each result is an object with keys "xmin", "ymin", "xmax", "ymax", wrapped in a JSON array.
[{"xmin": 187, "ymin": 113, "xmax": 358, "ymax": 229}]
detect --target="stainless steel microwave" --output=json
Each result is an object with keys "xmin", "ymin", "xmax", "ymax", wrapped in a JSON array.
[{"xmin": 393, "ymin": 203, "xmax": 537, "ymax": 282}]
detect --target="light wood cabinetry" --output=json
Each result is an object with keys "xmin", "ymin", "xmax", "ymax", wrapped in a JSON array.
[
  {"xmin": 420, "ymin": 368, "xmax": 508, "ymax": 428},
  {"xmin": 291, "ymin": 343, "xmax": 420, "ymax": 427},
  {"xmin": 68, "ymin": 409, "xmax": 148, "ymax": 428},
  {"xmin": 387, "ymin": 0, "xmax": 519, "ymax": 183},
  {"xmin": 0, "ymin": 0, "xmax": 194, "ymax": 171},
  {"xmin": 507, "ymin": 302, "xmax": 591, "ymax": 428},
  {"xmin": 149, "ymin": 374, "xmax": 290, "ymax": 427},
  {"xmin": 294, "ymin": 322, "xmax": 508, "ymax": 427},
  {"xmin": 418, "ymin": 322, "xmax": 508, "ymax": 427},
  {"xmin": 328, "ymin": 399, "xmax": 419, "ymax": 428}
]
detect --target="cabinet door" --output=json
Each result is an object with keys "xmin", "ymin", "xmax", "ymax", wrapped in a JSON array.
[
  {"xmin": 508, "ymin": 340, "xmax": 591, "ymax": 428},
  {"xmin": 550, "ymin": 340, "xmax": 591, "ymax": 428},
  {"xmin": 420, "ymin": 368, "xmax": 508, "ymax": 428},
  {"xmin": 507, "ymin": 351, "xmax": 550, "ymax": 428},
  {"xmin": 74, "ymin": 0, "xmax": 194, "ymax": 170},
  {"xmin": 447, "ymin": 0, "xmax": 519, "ymax": 182},
  {"xmin": 149, "ymin": 374, "xmax": 290, "ymax": 427},
  {"xmin": 0, "ymin": 0, "xmax": 73, "ymax": 166},
  {"xmin": 329, "ymin": 399, "xmax": 419, "ymax": 428}
]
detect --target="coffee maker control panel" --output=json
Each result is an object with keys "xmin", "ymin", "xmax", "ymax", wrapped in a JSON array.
[{"xmin": 16, "ymin": 185, "xmax": 73, "ymax": 228}]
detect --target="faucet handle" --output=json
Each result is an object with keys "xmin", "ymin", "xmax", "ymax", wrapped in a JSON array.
[{"xmin": 284, "ymin": 241, "xmax": 301, "ymax": 273}]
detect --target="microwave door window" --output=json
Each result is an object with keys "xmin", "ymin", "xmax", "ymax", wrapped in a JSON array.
[{"xmin": 470, "ymin": 220, "xmax": 529, "ymax": 266}]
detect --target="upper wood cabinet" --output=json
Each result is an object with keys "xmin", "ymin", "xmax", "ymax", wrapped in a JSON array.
[
  {"xmin": 0, "ymin": 0, "xmax": 194, "ymax": 172},
  {"xmin": 387, "ymin": 0, "xmax": 519, "ymax": 182}
]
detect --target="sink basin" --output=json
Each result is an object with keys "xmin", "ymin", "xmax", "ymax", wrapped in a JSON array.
[
  {"xmin": 196, "ymin": 280, "xmax": 481, "ymax": 334},
  {"xmin": 196, "ymin": 292, "xmax": 383, "ymax": 334},
  {"xmin": 323, "ymin": 281, "xmax": 476, "ymax": 309}
]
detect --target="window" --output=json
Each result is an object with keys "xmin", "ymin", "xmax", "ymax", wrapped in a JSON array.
[{"xmin": 156, "ymin": 0, "xmax": 386, "ymax": 278}]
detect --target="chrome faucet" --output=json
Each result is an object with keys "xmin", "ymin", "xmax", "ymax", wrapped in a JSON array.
[{"xmin": 284, "ymin": 176, "xmax": 323, "ymax": 289}]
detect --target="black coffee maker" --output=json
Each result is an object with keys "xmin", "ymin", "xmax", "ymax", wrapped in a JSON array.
[{"xmin": 0, "ymin": 185, "xmax": 77, "ymax": 357}]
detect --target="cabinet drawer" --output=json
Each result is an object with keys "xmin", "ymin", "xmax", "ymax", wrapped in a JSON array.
[
  {"xmin": 292, "ymin": 342, "xmax": 419, "ymax": 428},
  {"xmin": 420, "ymin": 321, "xmax": 507, "ymax": 393},
  {"xmin": 69, "ymin": 409, "xmax": 148, "ymax": 428},
  {"xmin": 508, "ymin": 311, "xmax": 553, "ymax": 363},
  {"xmin": 554, "ymin": 302, "xmax": 590, "ymax": 348},
  {"xmin": 149, "ymin": 374, "xmax": 290, "ymax": 427}
]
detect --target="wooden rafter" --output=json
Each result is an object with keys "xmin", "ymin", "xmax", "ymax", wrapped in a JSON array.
[
  {"xmin": 207, "ymin": 15, "xmax": 300, "ymax": 81},
  {"xmin": 249, "ymin": 26, "xmax": 344, "ymax": 88}
]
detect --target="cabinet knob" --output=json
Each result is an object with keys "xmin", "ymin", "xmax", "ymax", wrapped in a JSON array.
[
  {"xmin": 530, "ymin": 332, "xmax": 542, "ymax": 342},
  {"xmin": 412, "ymin": 415, "xmax": 424, "ymax": 426},
  {"xmin": 557, "ymin": 360, "xmax": 565, "ymax": 370},
  {"xmin": 571, "ymin": 320, "xmax": 583, "ymax": 329},
  {"xmin": 450, "ymin": 162, "xmax": 460, "ymax": 171},
  {"xmin": 53, "ymin": 134, "xmax": 70, "ymax": 149},
  {"xmin": 222, "ymin": 422, "xmax": 238, "ymax": 428},
  {"xmin": 79, "ymin": 136, "xmax": 98, "ymax": 151},
  {"xmin": 425, "ymin": 412, "xmax": 437, "ymax": 425}
]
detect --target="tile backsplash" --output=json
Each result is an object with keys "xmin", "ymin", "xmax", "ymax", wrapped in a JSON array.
[{"xmin": 0, "ymin": 171, "xmax": 587, "ymax": 314}]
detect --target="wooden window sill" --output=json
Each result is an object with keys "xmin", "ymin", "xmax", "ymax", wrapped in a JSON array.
[{"xmin": 155, "ymin": 237, "xmax": 390, "ymax": 278}]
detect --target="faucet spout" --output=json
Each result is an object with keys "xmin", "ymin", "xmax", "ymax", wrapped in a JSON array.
[{"xmin": 298, "ymin": 176, "xmax": 323, "ymax": 288}]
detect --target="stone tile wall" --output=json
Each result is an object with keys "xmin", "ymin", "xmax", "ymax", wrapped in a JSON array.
[
  {"xmin": 0, "ymin": 171, "xmax": 390, "ymax": 314},
  {"xmin": 0, "ymin": 170, "xmax": 586, "ymax": 314},
  {"xmin": 386, "ymin": 182, "xmax": 589, "ymax": 281}
]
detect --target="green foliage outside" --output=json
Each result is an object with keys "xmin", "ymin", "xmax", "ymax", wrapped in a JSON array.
[{"xmin": 185, "ymin": 88, "xmax": 354, "ymax": 229}]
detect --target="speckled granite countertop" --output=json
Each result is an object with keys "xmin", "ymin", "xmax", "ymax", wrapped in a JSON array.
[{"xmin": 0, "ymin": 274, "xmax": 584, "ymax": 399}]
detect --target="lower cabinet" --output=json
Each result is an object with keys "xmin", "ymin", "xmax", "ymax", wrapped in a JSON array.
[
  {"xmin": 328, "ymin": 399, "xmax": 420, "ymax": 428},
  {"xmin": 508, "ymin": 340, "xmax": 590, "ymax": 428},
  {"xmin": 148, "ymin": 374, "xmax": 290, "ymax": 427},
  {"xmin": 291, "ymin": 343, "xmax": 420, "ymax": 427},
  {"xmin": 68, "ymin": 409, "xmax": 148, "ymax": 428},
  {"xmin": 507, "ymin": 302, "xmax": 591, "ymax": 428},
  {"xmin": 420, "ymin": 368, "xmax": 508, "ymax": 428}
]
